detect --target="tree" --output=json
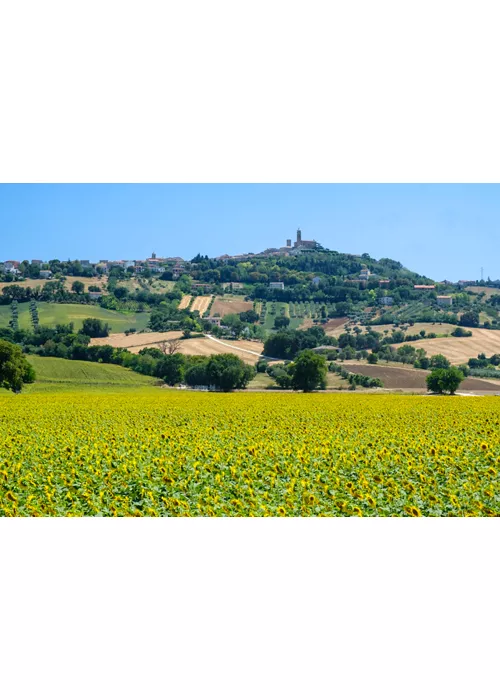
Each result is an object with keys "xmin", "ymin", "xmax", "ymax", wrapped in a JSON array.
[
  {"xmin": 81, "ymin": 318, "xmax": 110, "ymax": 338},
  {"xmin": 289, "ymin": 349, "xmax": 327, "ymax": 392},
  {"xmin": 429, "ymin": 354, "xmax": 450, "ymax": 369},
  {"xmin": 274, "ymin": 316, "xmax": 290, "ymax": 329},
  {"xmin": 71, "ymin": 280, "xmax": 85, "ymax": 294},
  {"xmin": 0, "ymin": 340, "xmax": 36, "ymax": 393},
  {"xmin": 205, "ymin": 353, "xmax": 255, "ymax": 391},
  {"xmin": 158, "ymin": 338, "xmax": 182, "ymax": 355},
  {"xmin": 367, "ymin": 352, "xmax": 378, "ymax": 364},
  {"xmin": 459, "ymin": 310, "xmax": 480, "ymax": 327},
  {"xmin": 426, "ymin": 367, "xmax": 464, "ymax": 395},
  {"xmin": 156, "ymin": 353, "xmax": 186, "ymax": 385}
]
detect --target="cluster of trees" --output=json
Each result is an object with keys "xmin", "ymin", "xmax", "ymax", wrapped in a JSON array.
[
  {"xmin": 0, "ymin": 340, "xmax": 36, "ymax": 393},
  {"xmin": 328, "ymin": 362, "xmax": 383, "ymax": 388},
  {"xmin": 266, "ymin": 350, "xmax": 328, "ymax": 391},
  {"xmin": 263, "ymin": 326, "xmax": 331, "ymax": 359},
  {"xmin": 157, "ymin": 352, "xmax": 255, "ymax": 390}
]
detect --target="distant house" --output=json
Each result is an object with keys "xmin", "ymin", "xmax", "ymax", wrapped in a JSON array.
[
  {"xmin": 359, "ymin": 266, "xmax": 371, "ymax": 280},
  {"xmin": 79, "ymin": 260, "xmax": 92, "ymax": 268},
  {"xmin": 269, "ymin": 282, "xmax": 284, "ymax": 290},
  {"xmin": 380, "ymin": 296, "xmax": 394, "ymax": 305},
  {"xmin": 191, "ymin": 282, "xmax": 213, "ymax": 292},
  {"xmin": 312, "ymin": 276, "xmax": 321, "ymax": 286},
  {"xmin": 88, "ymin": 291, "xmax": 102, "ymax": 300},
  {"xmin": 39, "ymin": 270, "xmax": 52, "ymax": 279},
  {"xmin": 379, "ymin": 279, "xmax": 391, "ymax": 288},
  {"xmin": 436, "ymin": 295, "xmax": 453, "ymax": 306},
  {"xmin": 206, "ymin": 317, "xmax": 222, "ymax": 326},
  {"xmin": 172, "ymin": 263, "xmax": 185, "ymax": 279},
  {"xmin": 414, "ymin": 284, "xmax": 436, "ymax": 290},
  {"xmin": 31, "ymin": 259, "xmax": 43, "ymax": 266}
]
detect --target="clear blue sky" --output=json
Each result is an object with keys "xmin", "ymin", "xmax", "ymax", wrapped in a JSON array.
[{"xmin": 0, "ymin": 184, "xmax": 497, "ymax": 281}]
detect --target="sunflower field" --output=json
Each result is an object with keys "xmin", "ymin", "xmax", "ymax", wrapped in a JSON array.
[{"xmin": 1, "ymin": 391, "xmax": 499, "ymax": 516}]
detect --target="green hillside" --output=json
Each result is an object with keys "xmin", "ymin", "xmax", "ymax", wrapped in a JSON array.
[
  {"xmin": 0, "ymin": 302, "xmax": 150, "ymax": 333},
  {"xmin": 26, "ymin": 355, "xmax": 157, "ymax": 388}
]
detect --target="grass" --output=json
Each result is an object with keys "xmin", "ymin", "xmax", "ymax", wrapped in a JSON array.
[
  {"xmin": 22, "ymin": 355, "xmax": 157, "ymax": 392},
  {"xmin": 0, "ymin": 302, "xmax": 150, "ymax": 333},
  {"xmin": 263, "ymin": 302, "xmax": 302, "ymax": 331}
]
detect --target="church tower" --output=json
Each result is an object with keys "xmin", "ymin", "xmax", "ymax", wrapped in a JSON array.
[{"xmin": 296, "ymin": 228, "xmax": 302, "ymax": 244}]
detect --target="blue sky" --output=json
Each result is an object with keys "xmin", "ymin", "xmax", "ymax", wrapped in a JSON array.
[{"xmin": 0, "ymin": 184, "xmax": 497, "ymax": 281}]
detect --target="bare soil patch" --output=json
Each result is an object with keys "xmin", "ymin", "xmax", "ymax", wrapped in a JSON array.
[
  {"xmin": 90, "ymin": 331, "xmax": 182, "ymax": 349},
  {"xmin": 343, "ymin": 362, "xmax": 500, "ymax": 392},
  {"xmin": 211, "ymin": 296, "xmax": 252, "ymax": 317}
]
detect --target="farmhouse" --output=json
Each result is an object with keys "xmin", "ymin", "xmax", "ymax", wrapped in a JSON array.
[
  {"xmin": 436, "ymin": 295, "xmax": 453, "ymax": 306},
  {"xmin": 39, "ymin": 270, "xmax": 52, "ymax": 279},
  {"xmin": 414, "ymin": 284, "xmax": 436, "ymax": 290},
  {"xmin": 312, "ymin": 276, "xmax": 321, "ymax": 286},
  {"xmin": 380, "ymin": 296, "xmax": 394, "ymax": 305},
  {"xmin": 359, "ymin": 266, "xmax": 371, "ymax": 280},
  {"xmin": 379, "ymin": 279, "xmax": 391, "ymax": 287},
  {"xmin": 269, "ymin": 282, "xmax": 285, "ymax": 290}
]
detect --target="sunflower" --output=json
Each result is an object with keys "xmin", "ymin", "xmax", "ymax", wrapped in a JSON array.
[
  {"xmin": 277, "ymin": 506, "xmax": 286, "ymax": 516},
  {"xmin": 409, "ymin": 505, "xmax": 422, "ymax": 517},
  {"xmin": 366, "ymin": 495, "xmax": 376, "ymax": 508},
  {"xmin": 481, "ymin": 443, "xmax": 488, "ymax": 450}
]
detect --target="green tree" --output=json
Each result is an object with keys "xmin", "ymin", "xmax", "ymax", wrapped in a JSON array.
[
  {"xmin": 289, "ymin": 349, "xmax": 327, "ymax": 392},
  {"xmin": 156, "ymin": 353, "xmax": 186, "ymax": 385},
  {"xmin": 429, "ymin": 354, "xmax": 450, "ymax": 369},
  {"xmin": 459, "ymin": 310, "xmax": 480, "ymax": 327},
  {"xmin": 426, "ymin": 367, "xmax": 464, "ymax": 395},
  {"xmin": 0, "ymin": 340, "xmax": 36, "ymax": 393},
  {"xmin": 274, "ymin": 316, "xmax": 290, "ymax": 329},
  {"xmin": 367, "ymin": 352, "xmax": 378, "ymax": 364},
  {"xmin": 71, "ymin": 280, "xmax": 85, "ymax": 294},
  {"xmin": 205, "ymin": 353, "xmax": 255, "ymax": 391},
  {"xmin": 81, "ymin": 318, "xmax": 110, "ymax": 338}
]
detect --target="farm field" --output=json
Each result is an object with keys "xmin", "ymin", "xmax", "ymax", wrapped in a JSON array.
[
  {"xmin": 0, "ymin": 302, "xmax": 150, "ymax": 333},
  {"xmin": 465, "ymin": 286, "xmax": 499, "ymax": 298},
  {"xmin": 190, "ymin": 296, "xmax": 212, "ymax": 316},
  {"xmin": 149, "ymin": 279, "xmax": 176, "ymax": 293},
  {"xmin": 90, "ymin": 330, "xmax": 183, "ymax": 349},
  {"xmin": 63, "ymin": 275, "xmax": 107, "ymax": 292},
  {"xmin": 391, "ymin": 328, "xmax": 500, "ymax": 365},
  {"xmin": 178, "ymin": 295, "xmax": 192, "ymax": 310},
  {"xmin": 210, "ymin": 296, "xmax": 253, "ymax": 317},
  {"xmin": 323, "ymin": 317, "xmax": 350, "ymax": 335},
  {"xmin": 91, "ymin": 332, "xmax": 265, "ymax": 363},
  {"xmin": 1, "ymin": 391, "xmax": 499, "ymax": 516},
  {"xmin": 0, "ymin": 275, "xmax": 107, "ymax": 293},
  {"xmin": 24, "ymin": 355, "xmax": 156, "ymax": 389},
  {"xmin": 263, "ymin": 302, "xmax": 302, "ymax": 331},
  {"xmin": 343, "ymin": 362, "xmax": 500, "ymax": 392}
]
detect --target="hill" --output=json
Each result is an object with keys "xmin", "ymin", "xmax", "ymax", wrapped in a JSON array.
[
  {"xmin": 26, "ymin": 355, "xmax": 157, "ymax": 388},
  {"xmin": 391, "ymin": 328, "xmax": 500, "ymax": 365},
  {"xmin": 0, "ymin": 302, "xmax": 150, "ymax": 333}
]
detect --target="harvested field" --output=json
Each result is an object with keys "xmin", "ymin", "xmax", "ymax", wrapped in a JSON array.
[
  {"xmin": 391, "ymin": 328, "xmax": 500, "ymax": 365},
  {"xmin": 324, "ymin": 317, "xmax": 350, "ymax": 335},
  {"xmin": 210, "ymin": 296, "xmax": 252, "ymax": 317},
  {"xmin": 178, "ymin": 295, "xmax": 192, "ymax": 310},
  {"xmin": 90, "ymin": 332, "xmax": 265, "ymax": 364},
  {"xmin": 465, "ymin": 286, "xmax": 499, "ymax": 298},
  {"xmin": 343, "ymin": 362, "xmax": 500, "ymax": 392},
  {"xmin": 0, "ymin": 279, "xmax": 52, "ymax": 292},
  {"xmin": 90, "ymin": 331, "xmax": 182, "ymax": 349},
  {"xmin": 63, "ymin": 276, "xmax": 108, "ymax": 292},
  {"xmin": 190, "ymin": 296, "xmax": 212, "ymax": 316}
]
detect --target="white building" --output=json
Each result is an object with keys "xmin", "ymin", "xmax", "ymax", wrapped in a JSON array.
[
  {"xmin": 312, "ymin": 276, "xmax": 321, "ymax": 286},
  {"xmin": 380, "ymin": 296, "xmax": 394, "ymax": 305},
  {"xmin": 269, "ymin": 282, "xmax": 284, "ymax": 290},
  {"xmin": 436, "ymin": 295, "xmax": 453, "ymax": 306},
  {"xmin": 39, "ymin": 270, "xmax": 52, "ymax": 279}
]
